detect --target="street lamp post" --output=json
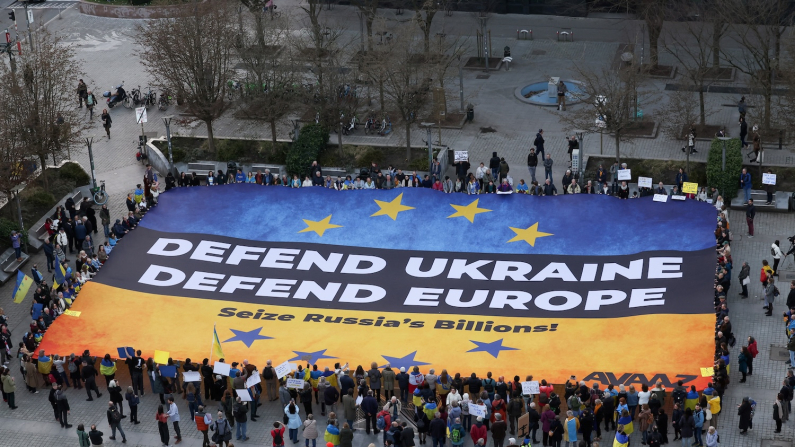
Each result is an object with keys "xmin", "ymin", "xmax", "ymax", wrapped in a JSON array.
[
  {"xmin": 422, "ymin": 122, "xmax": 434, "ymax": 173},
  {"xmin": 717, "ymin": 136, "xmax": 730, "ymax": 199},
  {"xmin": 85, "ymin": 136, "xmax": 96, "ymax": 190},
  {"xmin": 574, "ymin": 129, "xmax": 585, "ymax": 182},
  {"xmin": 163, "ymin": 115, "xmax": 175, "ymax": 174}
]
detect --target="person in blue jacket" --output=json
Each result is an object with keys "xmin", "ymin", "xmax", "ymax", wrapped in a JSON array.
[
  {"xmin": 740, "ymin": 168, "xmax": 752, "ymax": 204},
  {"xmin": 235, "ymin": 169, "xmax": 246, "ymax": 183},
  {"xmin": 675, "ymin": 167, "xmax": 688, "ymax": 192}
]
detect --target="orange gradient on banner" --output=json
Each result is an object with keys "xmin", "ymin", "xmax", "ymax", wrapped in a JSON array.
[{"xmin": 39, "ymin": 282, "xmax": 715, "ymax": 388}]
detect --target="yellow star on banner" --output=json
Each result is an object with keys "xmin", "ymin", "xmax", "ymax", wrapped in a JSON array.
[
  {"xmin": 371, "ymin": 192, "xmax": 415, "ymax": 220},
  {"xmin": 298, "ymin": 215, "xmax": 342, "ymax": 237},
  {"xmin": 507, "ymin": 222, "xmax": 553, "ymax": 246},
  {"xmin": 448, "ymin": 198, "xmax": 492, "ymax": 223}
]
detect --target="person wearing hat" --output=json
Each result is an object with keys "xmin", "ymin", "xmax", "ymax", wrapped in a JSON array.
[
  {"xmin": 470, "ymin": 416, "xmax": 487, "ymax": 445},
  {"xmin": 397, "ymin": 367, "xmax": 410, "ymax": 404}
]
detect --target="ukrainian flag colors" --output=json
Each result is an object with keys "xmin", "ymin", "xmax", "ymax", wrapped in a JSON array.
[{"xmin": 12, "ymin": 271, "xmax": 33, "ymax": 304}]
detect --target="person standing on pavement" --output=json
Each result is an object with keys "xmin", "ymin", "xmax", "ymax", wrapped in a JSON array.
[
  {"xmin": 543, "ymin": 155, "xmax": 553, "ymax": 183},
  {"xmin": 167, "ymin": 395, "xmax": 182, "ymax": 444},
  {"xmin": 1, "ymin": 368, "xmax": 16, "ymax": 410},
  {"xmin": 739, "ymin": 262, "xmax": 751, "ymax": 298},
  {"xmin": 746, "ymin": 199, "xmax": 755, "ymax": 238},
  {"xmin": 233, "ymin": 396, "xmax": 249, "ymax": 441},
  {"xmin": 55, "ymin": 387, "xmax": 71, "ymax": 427},
  {"xmin": 157, "ymin": 404, "xmax": 171, "ymax": 446},
  {"xmin": 125, "ymin": 386, "xmax": 140, "ymax": 424},
  {"xmin": 534, "ymin": 130, "xmax": 545, "ymax": 160},
  {"xmin": 77, "ymin": 424, "xmax": 91, "ymax": 447},
  {"xmin": 362, "ymin": 390, "xmax": 380, "ymax": 434},
  {"xmin": 194, "ymin": 405, "xmax": 212, "ymax": 447},
  {"xmin": 740, "ymin": 168, "xmax": 752, "ymax": 205},
  {"xmin": 489, "ymin": 152, "xmax": 500, "ymax": 181},
  {"xmin": 526, "ymin": 149, "xmax": 538, "ymax": 184},
  {"xmin": 81, "ymin": 360, "xmax": 102, "ymax": 401},
  {"xmin": 264, "ymin": 360, "xmax": 279, "ymax": 401},
  {"xmin": 77, "ymin": 79, "xmax": 88, "ymax": 107},
  {"xmin": 772, "ymin": 240, "xmax": 784, "ymax": 274},
  {"xmin": 739, "ymin": 116, "xmax": 748, "ymax": 149},
  {"xmin": 86, "ymin": 90, "xmax": 97, "ymax": 120},
  {"xmin": 430, "ymin": 412, "xmax": 448, "ymax": 447},
  {"xmin": 107, "ymin": 400, "xmax": 128, "ymax": 442},
  {"xmin": 101, "ymin": 109, "xmax": 112, "ymax": 139}
]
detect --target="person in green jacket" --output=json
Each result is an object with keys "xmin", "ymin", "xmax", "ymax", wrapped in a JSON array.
[
  {"xmin": 383, "ymin": 366, "xmax": 396, "ymax": 401},
  {"xmin": 339, "ymin": 422, "xmax": 354, "ymax": 447},
  {"xmin": 2, "ymin": 368, "xmax": 16, "ymax": 409},
  {"xmin": 77, "ymin": 423, "xmax": 91, "ymax": 447}
]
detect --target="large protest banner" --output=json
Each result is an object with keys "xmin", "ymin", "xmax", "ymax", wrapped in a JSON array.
[{"xmin": 39, "ymin": 187, "xmax": 717, "ymax": 388}]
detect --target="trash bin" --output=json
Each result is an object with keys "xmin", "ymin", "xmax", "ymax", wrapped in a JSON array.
[
  {"xmin": 504, "ymin": 46, "xmax": 511, "ymax": 58},
  {"xmin": 466, "ymin": 104, "xmax": 474, "ymax": 122}
]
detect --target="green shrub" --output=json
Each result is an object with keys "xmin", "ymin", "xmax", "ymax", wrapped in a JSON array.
[
  {"xmin": 23, "ymin": 188, "xmax": 56, "ymax": 209},
  {"xmin": 319, "ymin": 145, "xmax": 358, "ymax": 169},
  {"xmin": 171, "ymin": 147, "xmax": 188, "ymax": 163},
  {"xmin": 0, "ymin": 218, "xmax": 26, "ymax": 249},
  {"xmin": 215, "ymin": 139, "xmax": 257, "ymax": 162},
  {"xmin": 357, "ymin": 147, "xmax": 384, "ymax": 168},
  {"xmin": 58, "ymin": 162, "xmax": 90, "ymax": 186},
  {"xmin": 258, "ymin": 141, "xmax": 289, "ymax": 164},
  {"xmin": 286, "ymin": 124, "xmax": 329, "ymax": 177},
  {"xmin": 706, "ymin": 138, "xmax": 743, "ymax": 199},
  {"xmin": 409, "ymin": 157, "xmax": 429, "ymax": 171}
]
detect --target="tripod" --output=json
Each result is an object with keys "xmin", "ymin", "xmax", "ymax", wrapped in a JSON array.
[{"xmin": 780, "ymin": 240, "xmax": 795, "ymax": 271}]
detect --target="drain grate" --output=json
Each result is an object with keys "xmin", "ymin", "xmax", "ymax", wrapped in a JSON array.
[
  {"xmin": 476, "ymin": 74, "xmax": 491, "ymax": 79},
  {"xmin": 770, "ymin": 345, "xmax": 791, "ymax": 361}
]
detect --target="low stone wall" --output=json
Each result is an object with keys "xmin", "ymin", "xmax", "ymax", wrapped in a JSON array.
[{"xmin": 78, "ymin": 1, "xmax": 192, "ymax": 19}]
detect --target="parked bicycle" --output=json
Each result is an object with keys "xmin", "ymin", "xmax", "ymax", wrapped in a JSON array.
[
  {"xmin": 92, "ymin": 180, "xmax": 108, "ymax": 205},
  {"xmin": 158, "ymin": 89, "xmax": 172, "ymax": 111}
]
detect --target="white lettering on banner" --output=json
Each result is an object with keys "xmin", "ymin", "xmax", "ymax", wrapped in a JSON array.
[
  {"xmin": 405, "ymin": 258, "xmax": 449, "ymax": 278},
  {"xmin": 293, "ymin": 281, "xmax": 342, "ymax": 301},
  {"xmin": 628, "ymin": 288, "xmax": 666, "ymax": 307},
  {"xmin": 261, "ymin": 248, "xmax": 301, "ymax": 269},
  {"xmin": 445, "ymin": 289, "xmax": 489, "ymax": 308},
  {"xmin": 296, "ymin": 251, "xmax": 344, "ymax": 272},
  {"xmin": 448, "ymin": 259, "xmax": 493, "ymax": 280},
  {"xmin": 148, "ymin": 238, "xmax": 193, "ymax": 256},
  {"xmin": 139, "ymin": 265, "xmax": 186, "ymax": 286},
  {"xmin": 340, "ymin": 255, "xmax": 386, "ymax": 274},
  {"xmin": 185, "ymin": 271, "xmax": 225, "ymax": 292},
  {"xmin": 583, "ymin": 290, "xmax": 627, "ymax": 311},
  {"xmin": 489, "ymin": 291, "xmax": 533, "ymax": 309},
  {"xmin": 647, "ymin": 257, "xmax": 683, "ymax": 279},
  {"xmin": 256, "ymin": 279, "xmax": 298, "ymax": 298},
  {"xmin": 534, "ymin": 291, "xmax": 582, "ymax": 311},
  {"xmin": 190, "ymin": 241, "xmax": 231, "ymax": 263},
  {"xmin": 219, "ymin": 276, "xmax": 263, "ymax": 294},
  {"xmin": 530, "ymin": 263, "xmax": 577, "ymax": 282},
  {"xmin": 490, "ymin": 261, "xmax": 533, "ymax": 281},
  {"xmin": 404, "ymin": 288, "xmax": 443, "ymax": 307},
  {"xmin": 338, "ymin": 284, "xmax": 386, "ymax": 303},
  {"xmin": 226, "ymin": 246, "xmax": 267, "ymax": 265},
  {"xmin": 600, "ymin": 260, "xmax": 643, "ymax": 281}
]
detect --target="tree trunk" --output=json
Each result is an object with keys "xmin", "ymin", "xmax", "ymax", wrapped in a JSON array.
[
  {"xmin": 206, "ymin": 120, "xmax": 216, "ymax": 155},
  {"xmin": 405, "ymin": 122, "xmax": 411, "ymax": 160},
  {"xmin": 423, "ymin": 26, "xmax": 431, "ymax": 53},
  {"xmin": 379, "ymin": 79, "xmax": 385, "ymax": 114},
  {"xmin": 764, "ymin": 88, "xmax": 771, "ymax": 129},
  {"xmin": 614, "ymin": 131, "xmax": 620, "ymax": 165},
  {"xmin": 270, "ymin": 118, "xmax": 277, "ymax": 144},
  {"xmin": 338, "ymin": 121, "xmax": 343, "ymax": 147},
  {"xmin": 699, "ymin": 88, "xmax": 706, "ymax": 126},
  {"xmin": 366, "ymin": 17, "xmax": 374, "ymax": 52},
  {"xmin": 38, "ymin": 154, "xmax": 49, "ymax": 191},
  {"xmin": 685, "ymin": 139, "xmax": 690, "ymax": 174},
  {"xmin": 647, "ymin": 19, "xmax": 662, "ymax": 68}
]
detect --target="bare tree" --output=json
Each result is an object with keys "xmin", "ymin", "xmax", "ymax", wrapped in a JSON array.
[
  {"xmin": 136, "ymin": 0, "xmax": 236, "ymax": 155},
  {"xmin": 719, "ymin": 0, "xmax": 792, "ymax": 129},
  {"xmin": 413, "ymin": 0, "xmax": 440, "ymax": 53},
  {"xmin": 559, "ymin": 64, "xmax": 651, "ymax": 165},
  {"xmin": 658, "ymin": 90, "xmax": 717, "ymax": 172},
  {"xmin": 353, "ymin": 0, "xmax": 378, "ymax": 52},
  {"xmin": 2, "ymin": 30, "xmax": 86, "ymax": 190}
]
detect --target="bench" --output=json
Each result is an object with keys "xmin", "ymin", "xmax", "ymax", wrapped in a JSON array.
[
  {"xmin": 186, "ymin": 163, "xmax": 218, "ymax": 179},
  {"xmin": 0, "ymin": 247, "xmax": 30, "ymax": 285},
  {"xmin": 729, "ymin": 189, "xmax": 791, "ymax": 212},
  {"xmin": 323, "ymin": 167, "xmax": 348, "ymax": 179}
]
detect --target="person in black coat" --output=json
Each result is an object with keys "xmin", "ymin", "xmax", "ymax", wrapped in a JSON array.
[
  {"xmin": 738, "ymin": 397, "xmax": 752, "ymax": 434},
  {"xmin": 579, "ymin": 409, "xmax": 593, "ymax": 445},
  {"xmin": 602, "ymin": 393, "xmax": 615, "ymax": 431},
  {"xmin": 400, "ymin": 422, "xmax": 415, "ymax": 447},
  {"xmin": 48, "ymin": 383, "xmax": 60, "ymax": 420},
  {"xmin": 81, "ymin": 361, "xmax": 102, "ymax": 401},
  {"xmin": 56, "ymin": 388, "xmax": 72, "ymax": 428}
]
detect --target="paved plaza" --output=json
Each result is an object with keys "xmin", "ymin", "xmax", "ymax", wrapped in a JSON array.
[{"xmin": 1, "ymin": 2, "xmax": 795, "ymax": 445}]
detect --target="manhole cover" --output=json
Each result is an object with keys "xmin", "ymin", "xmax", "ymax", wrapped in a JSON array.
[
  {"xmin": 476, "ymin": 74, "xmax": 490, "ymax": 80},
  {"xmin": 480, "ymin": 127, "xmax": 497, "ymax": 133},
  {"xmin": 770, "ymin": 345, "xmax": 791, "ymax": 361},
  {"xmin": 531, "ymin": 50, "xmax": 547, "ymax": 55},
  {"xmin": 762, "ymin": 440, "xmax": 793, "ymax": 447}
]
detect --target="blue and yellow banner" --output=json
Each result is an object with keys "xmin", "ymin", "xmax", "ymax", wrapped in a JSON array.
[
  {"xmin": 12, "ymin": 270, "xmax": 33, "ymax": 304},
  {"xmin": 40, "ymin": 186, "xmax": 717, "ymax": 388}
]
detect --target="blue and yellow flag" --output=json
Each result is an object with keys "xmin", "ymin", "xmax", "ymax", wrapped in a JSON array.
[
  {"xmin": 12, "ymin": 270, "xmax": 33, "ymax": 304},
  {"xmin": 100, "ymin": 358, "xmax": 117, "ymax": 376},
  {"xmin": 212, "ymin": 324, "xmax": 225, "ymax": 361},
  {"xmin": 613, "ymin": 432, "xmax": 629, "ymax": 447},
  {"xmin": 53, "ymin": 255, "xmax": 66, "ymax": 288}
]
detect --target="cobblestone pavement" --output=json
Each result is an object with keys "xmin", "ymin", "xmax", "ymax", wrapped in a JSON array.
[{"xmin": 1, "ymin": 5, "xmax": 794, "ymax": 446}]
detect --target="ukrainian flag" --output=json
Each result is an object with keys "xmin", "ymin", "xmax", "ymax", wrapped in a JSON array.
[
  {"xmin": 12, "ymin": 271, "xmax": 33, "ymax": 304},
  {"xmin": 685, "ymin": 392, "xmax": 699, "ymax": 411},
  {"xmin": 613, "ymin": 432, "xmax": 629, "ymax": 447},
  {"xmin": 53, "ymin": 255, "xmax": 67, "ymax": 288},
  {"xmin": 100, "ymin": 358, "xmax": 117, "ymax": 376},
  {"xmin": 212, "ymin": 324, "xmax": 225, "ymax": 361},
  {"xmin": 617, "ymin": 415, "xmax": 633, "ymax": 435},
  {"xmin": 37, "ymin": 354, "xmax": 53, "ymax": 374}
]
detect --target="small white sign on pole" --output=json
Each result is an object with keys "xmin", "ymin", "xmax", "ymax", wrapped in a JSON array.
[
  {"xmin": 637, "ymin": 176, "xmax": 652, "ymax": 188},
  {"xmin": 763, "ymin": 173, "xmax": 777, "ymax": 185},
  {"xmin": 617, "ymin": 169, "xmax": 631, "ymax": 181},
  {"xmin": 653, "ymin": 194, "xmax": 669, "ymax": 203},
  {"xmin": 135, "ymin": 107, "xmax": 148, "ymax": 124},
  {"xmin": 27, "ymin": 9, "xmax": 33, "ymax": 25}
]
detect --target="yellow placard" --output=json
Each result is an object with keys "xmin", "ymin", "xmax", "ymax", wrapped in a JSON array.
[
  {"xmin": 154, "ymin": 350, "xmax": 170, "ymax": 365},
  {"xmin": 700, "ymin": 367, "xmax": 714, "ymax": 377},
  {"xmin": 63, "ymin": 310, "xmax": 81, "ymax": 317},
  {"xmin": 682, "ymin": 182, "xmax": 698, "ymax": 194}
]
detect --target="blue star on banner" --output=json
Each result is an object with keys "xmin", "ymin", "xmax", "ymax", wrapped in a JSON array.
[
  {"xmin": 466, "ymin": 339, "xmax": 519, "ymax": 359},
  {"xmin": 289, "ymin": 349, "xmax": 337, "ymax": 365},
  {"xmin": 222, "ymin": 327, "xmax": 274, "ymax": 348},
  {"xmin": 379, "ymin": 351, "xmax": 431, "ymax": 370}
]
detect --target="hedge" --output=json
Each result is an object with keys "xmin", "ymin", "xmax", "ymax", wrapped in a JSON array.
[
  {"xmin": 706, "ymin": 138, "xmax": 743, "ymax": 200},
  {"xmin": 286, "ymin": 124, "xmax": 329, "ymax": 178}
]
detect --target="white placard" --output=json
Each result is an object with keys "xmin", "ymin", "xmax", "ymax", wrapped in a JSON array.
[
  {"xmin": 213, "ymin": 362, "xmax": 231, "ymax": 376},
  {"xmin": 183, "ymin": 371, "xmax": 201, "ymax": 382},
  {"xmin": 470, "ymin": 404, "xmax": 487, "ymax": 418},
  {"xmin": 135, "ymin": 107, "xmax": 148, "ymax": 124},
  {"xmin": 617, "ymin": 169, "xmax": 631, "ymax": 181},
  {"xmin": 287, "ymin": 378, "xmax": 305, "ymax": 389},
  {"xmin": 671, "ymin": 195, "xmax": 686, "ymax": 201},
  {"xmin": 521, "ymin": 381, "xmax": 540, "ymax": 395},
  {"xmin": 763, "ymin": 173, "xmax": 777, "ymax": 185},
  {"xmin": 653, "ymin": 194, "xmax": 668, "ymax": 203},
  {"xmin": 27, "ymin": 9, "xmax": 33, "ymax": 24},
  {"xmin": 637, "ymin": 176, "xmax": 652, "ymax": 188},
  {"xmin": 706, "ymin": 199, "xmax": 713, "ymax": 204},
  {"xmin": 355, "ymin": 396, "xmax": 363, "ymax": 406},
  {"xmin": 246, "ymin": 373, "xmax": 261, "ymax": 388},
  {"xmin": 275, "ymin": 361, "xmax": 293, "ymax": 379},
  {"xmin": 235, "ymin": 389, "xmax": 252, "ymax": 401},
  {"xmin": 454, "ymin": 151, "xmax": 468, "ymax": 162}
]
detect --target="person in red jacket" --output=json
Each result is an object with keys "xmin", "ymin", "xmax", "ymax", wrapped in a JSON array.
[{"xmin": 470, "ymin": 416, "xmax": 488, "ymax": 445}]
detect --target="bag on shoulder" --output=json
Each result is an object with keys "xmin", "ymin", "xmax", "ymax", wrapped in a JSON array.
[
  {"xmin": 263, "ymin": 367, "xmax": 274, "ymax": 380},
  {"xmin": 450, "ymin": 427, "xmax": 463, "ymax": 444},
  {"xmin": 377, "ymin": 414, "xmax": 386, "ymax": 430},
  {"xmin": 273, "ymin": 429, "xmax": 284, "ymax": 445},
  {"xmin": 772, "ymin": 247, "xmax": 777, "ymax": 256}
]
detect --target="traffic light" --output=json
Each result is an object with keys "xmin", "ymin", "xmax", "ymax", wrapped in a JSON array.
[{"xmin": 8, "ymin": 11, "xmax": 14, "ymax": 22}]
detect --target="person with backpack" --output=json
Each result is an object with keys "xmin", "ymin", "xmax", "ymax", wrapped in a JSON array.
[
  {"xmin": 449, "ymin": 417, "xmax": 465, "ymax": 447},
  {"xmin": 377, "ymin": 407, "xmax": 392, "ymax": 444},
  {"xmin": 264, "ymin": 360, "xmax": 279, "ymax": 401},
  {"xmin": 107, "ymin": 401, "xmax": 128, "ymax": 443},
  {"xmin": 566, "ymin": 393, "xmax": 582, "ymax": 418},
  {"xmin": 507, "ymin": 392, "xmax": 524, "ymax": 435},
  {"xmin": 234, "ymin": 396, "xmax": 249, "ymax": 441},
  {"xmin": 272, "ymin": 421, "xmax": 286, "ymax": 447},
  {"xmin": 482, "ymin": 373, "xmax": 497, "ymax": 401},
  {"xmin": 194, "ymin": 405, "xmax": 212, "ymax": 447},
  {"xmin": 693, "ymin": 404, "xmax": 705, "ymax": 447}
]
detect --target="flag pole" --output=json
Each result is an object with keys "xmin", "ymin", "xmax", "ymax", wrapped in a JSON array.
[{"xmin": 210, "ymin": 323, "xmax": 215, "ymax": 364}]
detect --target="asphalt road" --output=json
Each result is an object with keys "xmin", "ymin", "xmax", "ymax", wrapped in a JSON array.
[{"xmin": 0, "ymin": 0, "xmax": 75, "ymax": 46}]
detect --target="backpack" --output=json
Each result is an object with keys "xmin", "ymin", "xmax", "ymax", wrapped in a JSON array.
[
  {"xmin": 672, "ymin": 389, "xmax": 686, "ymax": 405},
  {"xmin": 461, "ymin": 401, "xmax": 469, "ymax": 412},
  {"xmin": 774, "ymin": 286, "xmax": 781, "ymax": 297},
  {"xmin": 484, "ymin": 379, "xmax": 495, "ymax": 392},
  {"xmin": 111, "ymin": 409, "xmax": 121, "ymax": 423},
  {"xmin": 263, "ymin": 367, "xmax": 274, "ymax": 380},
  {"xmin": 450, "ymin": 427, "xmax": 463, "ymax": 444},
  {"xmin": 377, "ymin": 414, "xmax": 387, "ymax": 430},
  {"xmin": 272, "ymin": 429, "xmax": 284, "ymax": 445},
  {"xmin": 772, "ymin": 247, "xmax": 777, "ymax": 256},
  {"xmin": 68, "ymin": 360, "xmax": 78, "ymax": 373}
]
